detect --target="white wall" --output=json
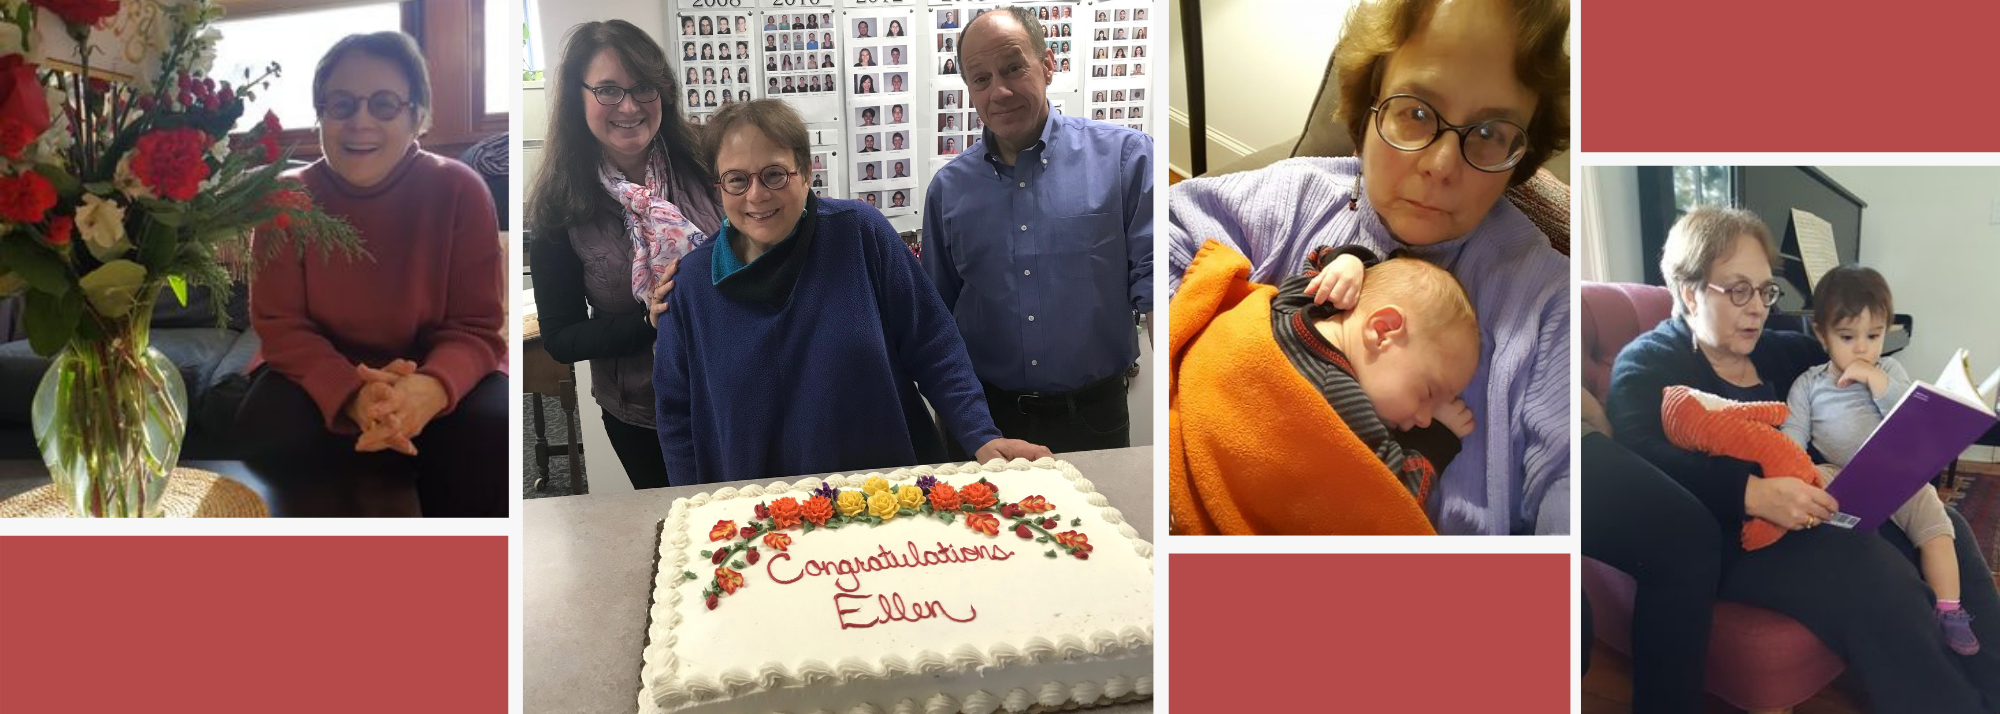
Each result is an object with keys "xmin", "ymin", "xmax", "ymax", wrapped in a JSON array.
[
  {"xmin": 1816, "ymin": 167, "xmax": 2000, "ymax": 388},
  {"xmin": 1167, "ymin": 0, "xmax": 1354, "ymax": 174}
]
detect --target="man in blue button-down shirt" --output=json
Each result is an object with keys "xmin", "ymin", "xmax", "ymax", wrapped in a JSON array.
[{"xmin": 922, "ymin": 6, "xmax": 1153, "ymax": 457}]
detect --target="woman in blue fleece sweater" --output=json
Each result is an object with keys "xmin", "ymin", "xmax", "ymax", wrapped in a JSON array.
[{"xmin": 655, "ymin": 100, "xmax": 1050, "ymax": 484}]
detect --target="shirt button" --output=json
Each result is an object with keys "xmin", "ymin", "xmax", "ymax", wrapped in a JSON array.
[
  {"xmin": 1028, "ymin": 315, "xmax": 1035, "ymax": 321},
  {"xmin": 1023, "ymin": 270, "xmax": 1030, "ymax": 276},
  {"xmin": 1019, "ymin": 225, "xmax": 1027, "ymax": 231},
  {"xmin": 1031, "ymin": 360, "xmax": 1038, "ymax": 366},
  {"xmin": 1018, "ymin": 182, "xmax": 1026, "ymax": 188}
]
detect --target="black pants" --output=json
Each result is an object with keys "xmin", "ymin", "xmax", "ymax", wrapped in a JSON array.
[
  {"xmin": 947, "ymin": 377, "xmax": 1131, "ymax": 460},
  {"xmin": 237, "ymin": 368, "xmax": 508, "ymax": 517},
  {"xmin": 1581, "ymin": 433, "xmax": 1721, "ymax": 714},
  {"xmin": 602, "ymin": 413, "xmax": 671, "ymax": 490},
  {"xmin": 1720, "ymin": 500, "xmax": 2000, "ymax": 714}
]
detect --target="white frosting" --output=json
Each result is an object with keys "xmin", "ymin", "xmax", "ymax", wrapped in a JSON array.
[{"xmin": 639, "ymin": 459, "xmax": 1153, "ymax": 714}]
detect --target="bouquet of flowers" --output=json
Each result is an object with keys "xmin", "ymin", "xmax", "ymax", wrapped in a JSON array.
[{"xmin": 0, "ymin": 0, "xmax": 362, "ymax": 516}]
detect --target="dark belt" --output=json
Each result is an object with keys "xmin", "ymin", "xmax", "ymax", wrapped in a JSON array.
[{"xmin": 984, "ymin": 372, "xmax": 1128, "ymax": 414}]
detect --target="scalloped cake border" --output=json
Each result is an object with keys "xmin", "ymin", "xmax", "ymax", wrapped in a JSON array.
[{"xmin": 637, "ymin": 458, "xmax": 1155, "ymax": 714}]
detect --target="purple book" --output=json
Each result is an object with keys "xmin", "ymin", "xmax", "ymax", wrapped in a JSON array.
[{"xmin": 1827, "ymin": 381, "xmax": 1998, "ymax": 531}]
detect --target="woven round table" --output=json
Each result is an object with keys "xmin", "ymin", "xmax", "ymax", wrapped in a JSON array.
[{"xmin": 0, "ymin": 468, "xmax": 269, "ymax": 518}]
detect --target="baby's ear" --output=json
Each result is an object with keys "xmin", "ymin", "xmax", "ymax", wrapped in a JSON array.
[{"xmin": 1365, "ymin": 305, "xmax": 1408, "ymax": 347}]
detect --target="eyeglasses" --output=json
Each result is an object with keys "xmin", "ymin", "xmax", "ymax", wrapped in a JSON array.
[
  {"xmin": 587, "ymin": 84, "xmax": 660, "ymax": 106},
  {"xmin": 317, "ymin": 90, "xmax": 414, "ymax": 122},
  {"xmin": 716, "ymin": 165, "xmax": 799, "ymax": 195},
  {"xmin": 1706, "ymin": 281, "xmax": 1783, "ymax": 308},
  {"xmin": 1369, "ymin": 94, "xmax": 1529, "ymax": 173}
]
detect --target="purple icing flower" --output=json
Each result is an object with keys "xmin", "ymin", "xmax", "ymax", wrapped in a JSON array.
[
  {"xmin": 811, "ymin": 482, "xmax": 838, "ymax": 501},
  {"xmin": 915, "ymin": 475, "xmax": 938, "ymax": 493}
]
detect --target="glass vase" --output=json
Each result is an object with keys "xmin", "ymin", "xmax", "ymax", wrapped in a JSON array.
[{"xmin": 29, "ymin": 298, "xmax": 188, "ymax": 517}]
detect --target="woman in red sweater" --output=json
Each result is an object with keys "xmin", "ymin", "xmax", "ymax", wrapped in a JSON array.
[{"xmin": 241, "ymin": 32, "xmax": 507, "ymax": 517}]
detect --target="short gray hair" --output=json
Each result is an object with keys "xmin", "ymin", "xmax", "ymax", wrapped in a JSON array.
[
  {"xmin": 959, "ymin": 6, "xmax": 1047, "ymax": 67},
  {"xmin": 1660, "ymin": 206, "xmax": 1776, "ymax": 317}
]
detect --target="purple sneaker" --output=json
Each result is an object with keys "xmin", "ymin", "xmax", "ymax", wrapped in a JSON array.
[{"xmin": 1941, "ymin": 608, "xmax": 1981, "ymax": 656}]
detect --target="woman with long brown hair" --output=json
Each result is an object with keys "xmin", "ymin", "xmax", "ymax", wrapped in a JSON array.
[{"xmin": 528, "ymin": 19, "xmax": 722, "ymax": 489}]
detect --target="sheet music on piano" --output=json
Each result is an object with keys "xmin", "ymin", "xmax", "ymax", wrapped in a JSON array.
[{"xmin": 1791, "ymin": 208, "xmax": 1840, "ymax": 293}]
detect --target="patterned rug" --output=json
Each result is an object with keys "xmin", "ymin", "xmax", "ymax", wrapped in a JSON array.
[{"xmin": 1943, "ymin": 464, "xmax": 2000, "ymax": 573}]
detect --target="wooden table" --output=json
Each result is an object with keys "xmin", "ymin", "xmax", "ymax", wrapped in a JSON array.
[
  {"xmin": 523, "ymin": 446, "xmax": 1156, "ymax": 714},
  {"xmin": 0, "ymin": 459, "xmax": 422, "ymax": 517},
  {"xmin": 523, "ymin": 313, "xmax": 587, "ymax": 494}
]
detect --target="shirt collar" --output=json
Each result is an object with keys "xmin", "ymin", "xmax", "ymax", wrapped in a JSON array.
[{"xmin": 982, "ymin": 102, "xmax": 1062, "ymax": 168}]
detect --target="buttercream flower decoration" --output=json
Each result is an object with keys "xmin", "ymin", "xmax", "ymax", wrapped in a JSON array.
[
  {"xmin": 929, "ymin": 483, "xmax": 962, "ymax": 511},
  {"xmin": 738, "ymin": 525, "xmax": 755, "ymax": 539},
  {"xmin": 810, "ymin": 482, "xmax": 838, "ymax": 501},
  {"xmin": 867, "ymin": 489, "xmax": 898, "ymax": 521},
  {"xmin": 801, "ymin": 496, "xmax": 833, "ymax": 526},
  {"xmin": 762, "ymin": 532, "xmax": 792, "ymax": 552},
  {"xmin": 708, "ymin": 520, "xmax": 736, "ymax": 542},
  {"xmin": 965, "ymin": 512, "xmax": 999, "ymax": 536},
  {"xmin": 836, "ymin": 490, "xmax": 866, "ymax": 517},
  {"xmin": 1016, "ymin": 495, "xmax": 1052, "ymax": 513},
  {"xmin": 960, "ymin": 482, "xmax": 997, "ymax": 510},
  {"xmin": 715, "ymin": 566, "xmax": 744, "ymax": 594},
  {"xmin": 75, "ymin": 194, "xmax": 131, "ymax": 261},
  {"xmin": 862, "ymin": 475, "xmax": 890, "ymax": 496},
  {"xmin": 769, "ymin": 496, "xmax": 802, "ymax": 529},
  {"xmin": 895, "ymin": 483, "xmax": 924, "ymax": 509},
  {"xmin": 914, "ymin": 475, "xmax": 938, "ymax": 493},
  {"xmin": 1053, "ymin": 530, "xmax": 1093, "ymax": 559}
]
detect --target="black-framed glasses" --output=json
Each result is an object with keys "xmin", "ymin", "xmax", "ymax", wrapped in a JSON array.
[
  {"xmin": 1706, "ymin": 281, "xmax": 1783, "ymax": 308},
  {"xmin": 716, "ymin": 165, "xmax": 799, "ymax": 195},
  {"xmin": 1369, "ymin": 94, "xmax": 1529, "ymax": 173},
  {"xmin": 317, "ymin": 90, "xmax": 414, "ymax": 122},
  {"xmin": 587, "ymin": 83, "xmax": 660, "ymax": 106}
]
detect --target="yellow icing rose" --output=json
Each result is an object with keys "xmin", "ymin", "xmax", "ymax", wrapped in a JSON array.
[
  {"xmin": 836, "ymin": 490, "xmax": 867, "ymax": 517},
  {"xmin": 868, "ymin": 490, "xmax": 899, "ymax": 521},
  {"xmin": 896, "ymin": 484, "xmax": 925, "ymax": 509},
  {"xmin": 862, "ymin": 476, "xmax": 891, "ymax": 496}
]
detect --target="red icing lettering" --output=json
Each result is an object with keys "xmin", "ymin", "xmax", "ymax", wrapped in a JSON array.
[
  {"xmin": 768, "ymin": 552, "xmax": 805, "ymax": 584},
  {"xmin": 834, "ymin": 591, "xmax": 978, "ymax": 629}
]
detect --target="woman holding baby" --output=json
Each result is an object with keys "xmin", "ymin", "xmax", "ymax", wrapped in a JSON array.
[
  {"xmin": 1604, "ymin": 206, "xmax": 2000, "ymax": 712},
  {"xmin": 1167, "ymin": 0, "xmax": 1571, "ymax": 536}
]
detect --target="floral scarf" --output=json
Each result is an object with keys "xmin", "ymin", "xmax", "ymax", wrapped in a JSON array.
[{"xmin": 599, "ymin": 149, "xmax": 708, "ymax": 303}]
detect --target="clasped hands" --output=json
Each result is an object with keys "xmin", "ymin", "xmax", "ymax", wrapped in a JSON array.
[{"xmin": 345, "ymin": 359, "xmax": 449, "ymax": 455}]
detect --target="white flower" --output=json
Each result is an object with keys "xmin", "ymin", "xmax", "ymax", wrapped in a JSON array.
[
  {"xmin": 209, "ymin": 136, "xmax": 229, "ymax": 162},
  {"xmin": 191, "ymin": 29, "xmax": 221, "ymax": 74},
  {"xmin": 77, "ymin": 194, "xmax": 131, "ymax": 262},
  {"xmin": 113, "ymin": 154, "xmax": 154, "ymax": 200}
]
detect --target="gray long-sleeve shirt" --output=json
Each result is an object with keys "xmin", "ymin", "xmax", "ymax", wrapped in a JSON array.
[{"xmin": 1781, "ymin": 357, "xmax": 1914, "ymax": 466}]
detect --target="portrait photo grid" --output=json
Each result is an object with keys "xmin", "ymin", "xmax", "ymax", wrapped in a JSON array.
[
  {"xmin": 845, "ymin": 7, "xmax": 920, "ymax": 216},
  {"xmin": 928, "ymin": 6, "xmax": 983, "ymax": 161},
  {"xmin": 760, "ymin": 10, "xmax": 840, "ymax": 100},
  {"xmin": 1085, "ymin": 1, "xmax": 1151, "ymax": 133},
  {"xmin": 674, "ymin": 12, "xmax": 759, "ymax": 125},
  {"xmin": 808, "ymin": 122, "xmax": 843, "ymax": 201}
]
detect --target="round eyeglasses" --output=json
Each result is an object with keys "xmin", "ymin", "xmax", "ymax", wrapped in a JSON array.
[
  {"xmin": 587, "ymin": 84, "xmax": 660, "ymax": 106},
  {"xmin": 317, "ymin": 90, "xmax": 414, "ymax": 122},
  {"xmin": 1706, "ymin": 281, "xmax": 1783, "ymax": 308},
  {"xmin": 1369, "ymin": 94, "xmax": 1529, "ymax": 173},
  {"xmin": 716, "ymin": 165, "xmax": 800, "ymax": 195}
]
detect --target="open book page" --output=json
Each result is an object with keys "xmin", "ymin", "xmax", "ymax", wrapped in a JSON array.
[
  {"xmin": 1980, "ymin": 365, "xmax": 2000, "ymax": 410},
  {"xmin": 1791, "ymin": 208, "xmax": 1840, "ymax": 293},
  {"xmin": 1937, "ymin": 348, "xmax": 1979, "ymax": 404}
]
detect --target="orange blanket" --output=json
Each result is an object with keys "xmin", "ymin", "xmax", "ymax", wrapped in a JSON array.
[
  {"xmin": 1168, "ymin": 240, "xmax": 1436, "ymax": 535},
  {"xmin": 1659, "ymin": 385, "xmax": 1823, "ymax": 550}
]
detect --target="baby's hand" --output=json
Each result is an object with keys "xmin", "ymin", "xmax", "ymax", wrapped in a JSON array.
[
  {"xmin": 1836, "ymin": 361, "xmax": 1889, "ymax": 398},
  {"xmin": 1436, "ymin": 398, "xmax": 1476, "ymax": 438},
  {"xmin": 1304, "ymin": 253, "xmax": 1366, "ymax": 309}
]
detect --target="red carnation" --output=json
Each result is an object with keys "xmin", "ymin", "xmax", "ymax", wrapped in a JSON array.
[
  {"xmin": 768, "ymin": 497, "xmax": 802, "ymax": 529},
  {"xmin": 130, "ymin": 127, "xmax": 213, "ymax": 201},
  {"xmin": 45, "ymin": 215, "xmax": 72, "ymax": 247},
  {"xmin": 0, "ymin": 171, "xmax": 56, "ymax": 224},
  {"xmin": 960, "ymin": 482, "xmax": 997, "ymax": 510},
  {"xmin": 0, "ymin": 55, "xmax": 50, "ymax": 161},
  {"xmin": 29, "ymin": 0, "xmax": 122, "ymax": 29},
  {"xmin": 800, "ymin": 496, "xmax": 834, "ymax": 526},
  {"xmin": 929, "ymin": 483, "xmax": 961, "ymax": 512}
]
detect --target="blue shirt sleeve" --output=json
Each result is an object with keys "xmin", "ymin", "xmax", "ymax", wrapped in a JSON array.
[
  {"xmin": 920, "ymin": 179, "xmax": 962, "ymax": 312},
  {"xmin": 1124, "ymin": 132, "xmax": 1154, "ymax": 314},
  {"xmin": 1520, "ymin": 290, "xmax": 1572, "ymax": 534},
  {"xmin": 865, "ymin": 209, "xmax": 1004, "ymax": 455},
  {"xmin": 1166, "ymin": 159, "xmax": 1348, "ymax": 298},
  {"xmin": 654, "ymin": 300, "xmax": 699, "ymax": 484}
]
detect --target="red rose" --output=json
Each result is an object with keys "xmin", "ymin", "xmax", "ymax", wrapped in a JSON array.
[
  {"xmin": 0, "ymin": 171, "xmax": 56, "ymax": 224},
  {"xmin": 801, "ymin": 496, "xmax": 834, "ymax": 526},
  {"xmin": 1015, "ymin": 524, "xmax": 1032, "ymax": 539},
  {"xmin": 711, "ymin": 549, "xmax": 728, "ymax": 564},
  {"xmin": 754, "ymin": 503, "xmax": 769, "ymax": 520},
  {"xmin": 30, "ymin": 0, "xmax": 123, "ymax": 28},
  {"xmin": 738, "ymin": 526, "xmax": 755, "ymax": 540},
  {"xmin": 769, "ymin": 497, "xmax": 802, "ymax": 529},
  {"xmin": 705, "ymin": 594, "xmax": 718, "ymax": 610},
  {"xmin": 130, "ymin": 127, "xmax": 213, "ymax": 201},
  {"xmin": 0, "ymin": 56, "xmax": 49, "ymax": 162},
  {"xmin": 745, "ymin": 549, "xmax": 761, "ymax": 565},
  {"xmin": 45, "ymin": 215, "xmax": 72, "ymax": 247},
  {"xmin": 928, "ymin": 483, "xmax": 961, "ymax": 512},
  {"xmin": 960, "ymin": 482, "xmax": 997, "ymax": 510},
  {"xmin": 1042, "ymin": 518, "xmax": 1057, "ymax": 530},
  {"xmin": 1000, "ymin": 504, "xmax": 1019, "ymax": 519}
]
